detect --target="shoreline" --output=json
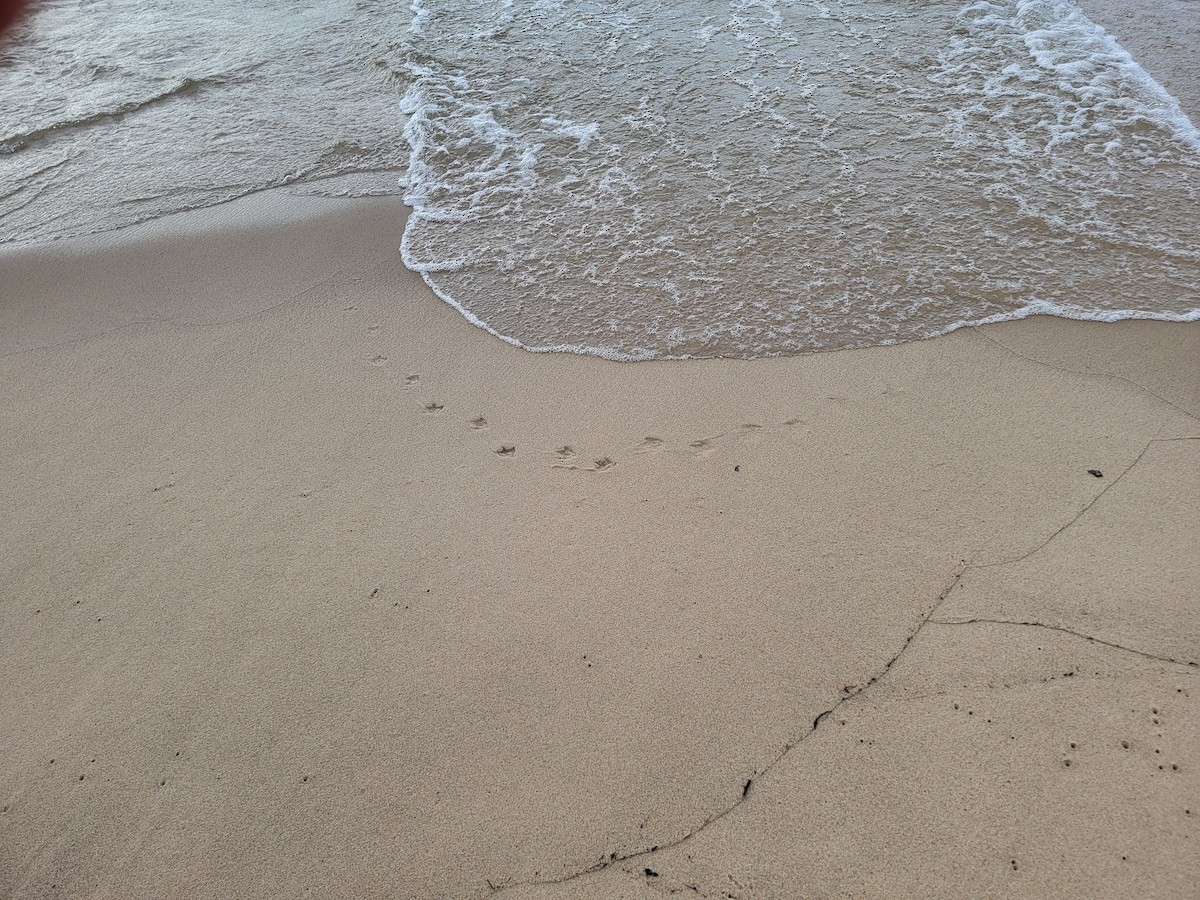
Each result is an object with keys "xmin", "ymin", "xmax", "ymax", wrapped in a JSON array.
[
  {"xmin": 5, "ymin": 186, "xmax": 1199, "ymax": 366},
  {"xmin": 2, "ymin": 191, "xmax": 1197, "ymax": 897},
  {"xmin": 1076, "ymin": 0, "xmax": 1200, "ymax": 122}
]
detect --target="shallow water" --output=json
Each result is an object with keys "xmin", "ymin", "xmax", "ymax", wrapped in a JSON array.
[
  {"xmin": 400, "ymin": 0, "xmax": 1200, "ymax": 358},
  {"xmin": 1, "ymin": 0, "xmax": 1197, "ymax": 358},
  {"xmin": 0, "ymin": 0, "xmax": 410, "ymax": 244}
]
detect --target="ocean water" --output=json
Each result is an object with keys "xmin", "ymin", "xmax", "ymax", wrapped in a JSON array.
[
  {"xmin": 2, "ymin": 1, "xmax": 1198, "ymax": 359},
  {"xmin": 0, "ymin": 1, "xmax": 411, "ymax": 244},
  {"xmin": 401, "ymin": 0, "xmax": 1200, "ymax": 358}
]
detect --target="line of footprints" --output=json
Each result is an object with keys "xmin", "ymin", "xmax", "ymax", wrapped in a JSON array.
[{"xmin": 393, "ymin": 369, "xmax": 807, "ymax": 472}]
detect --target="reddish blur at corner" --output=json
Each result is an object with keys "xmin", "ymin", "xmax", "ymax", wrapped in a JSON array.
[{"xmin": 1, "ymin": 0, "xmax": 30, "ymax": 39}]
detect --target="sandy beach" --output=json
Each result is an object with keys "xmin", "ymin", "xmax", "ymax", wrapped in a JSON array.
[
  {"xmin": 1, "ymin": 187, "xmax": 1197, "ymax": 898},
  {"xmin": 2, "ymin": 0, "xmax": 1200, "ymax": 895}
]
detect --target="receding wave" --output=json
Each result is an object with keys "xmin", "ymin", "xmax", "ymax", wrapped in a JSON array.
[
  {"xmin": 0, "ymin": 1, "xmax": 410, "ymax": 245},
  {"xmin": 400, "ymin": 0, "xmax": 1200, "ymax": 359},
  {"xmin": 1, "ymin": 78, "xmax": 213, "ymax": 155}
]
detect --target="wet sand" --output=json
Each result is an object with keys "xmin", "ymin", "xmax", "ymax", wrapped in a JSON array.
[{"xmin": 1, "ymin": 189, "xmax": 1197, "ymax": 898}]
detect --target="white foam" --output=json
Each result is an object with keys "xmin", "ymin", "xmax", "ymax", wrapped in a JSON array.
[
  {"xmin": 541, "ymin": 117, "xmax": 602, "ymax": 151},
  {"xmin": 409, "ymin": 0, "xmax": 430, "ymax": 36},
  {"xmin": 956, "ymin": 0, "xmax": 1200, "ymax": 154},
  {"xmin": 397, "ymin": 0, "xmax": 1200, "ymax": 360}
]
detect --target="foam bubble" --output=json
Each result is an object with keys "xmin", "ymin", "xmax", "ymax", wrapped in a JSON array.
[{"xmin": 399, "ymin": 0, "xmax": 1198, "ymax": 359}]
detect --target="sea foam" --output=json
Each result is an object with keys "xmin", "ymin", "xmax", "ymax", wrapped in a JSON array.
[{"xmin": 400, "ymin": 0, "xmax": 1200, "ymax": 359}]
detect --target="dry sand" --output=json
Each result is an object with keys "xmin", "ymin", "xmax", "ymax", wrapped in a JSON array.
[{"xmin": 1, "ymin": 188, "xmax": 1197, "ymax": 899}]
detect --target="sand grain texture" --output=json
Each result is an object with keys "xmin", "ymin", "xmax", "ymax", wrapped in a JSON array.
[{"xmin": 1, "ymin": 195, "xmax": 1197, "ymax": 899}]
